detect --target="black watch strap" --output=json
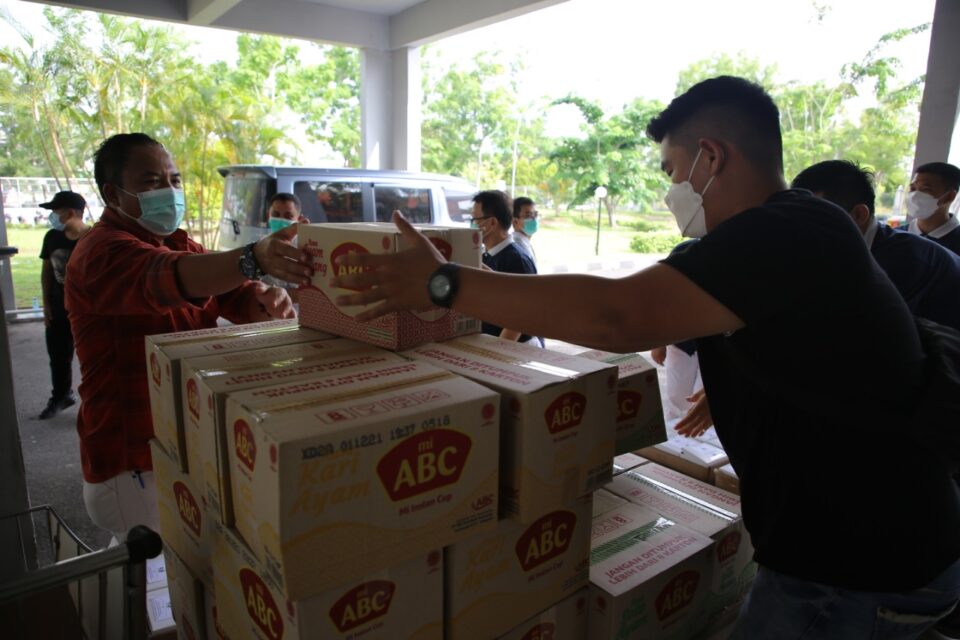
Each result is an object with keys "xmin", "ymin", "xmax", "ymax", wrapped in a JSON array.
[
  {"xmin": 239, "ymin": 242, "xmax": 265, "ymax": 281},
  {"xmin": 427, "ymin": 263, "xmax": 461, "ymax": 308}
]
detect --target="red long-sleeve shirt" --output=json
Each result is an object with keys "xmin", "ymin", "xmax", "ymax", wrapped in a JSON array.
[{"xmin": 65, "ymin": 208, "xmax": 259, "ymax": 482}]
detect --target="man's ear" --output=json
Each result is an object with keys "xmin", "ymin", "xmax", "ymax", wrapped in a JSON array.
[
  {"xmin": 850, "ymin": 204, "xmax": 872, "ymax": 230},
  {"xmin": 102, "ymin": 184, "xmax": 119, "ymax": 208},
  {"xmin": 939, "ymin": 190, "xmax": 957, "ymax": 207},
  {"xmin": 698, "ymin": 138, "xmax": 726, "ymax": 176}
]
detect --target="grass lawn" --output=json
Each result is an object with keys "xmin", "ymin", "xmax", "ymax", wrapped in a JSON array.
[{"xmin": 7, "ymin": 226, "xmax": 46, "ymax": 309}]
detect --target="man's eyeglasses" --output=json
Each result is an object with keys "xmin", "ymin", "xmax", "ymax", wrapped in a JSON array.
[{"xmin": 470, "ymin": 215, "xmax": 493, "ymax": 228}]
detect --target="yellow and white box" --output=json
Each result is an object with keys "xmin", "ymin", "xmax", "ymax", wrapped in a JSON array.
[
  {"xmin": 225, "ymin": 360, "xmax": 499, "ymax": 598},
  {"xmin": 406, "ymin": 334, "xmax": 617, "ymax": 521},
  {"xmin": 298, "ymin": 222, "xmax": 482, "ymax": 350},
  {"xmin": 181, "ymin": 338, "xmax": 403, "ymax": 525},
  {"xmin": 214, "ymin": 524, "xmax": 443, "ymax": 640},
  {"xmin": 165, "ymin": 549, "xmax": 207, "ymax": 640},
  {"xmin": 571, "ymin": 349, "xmax": 666, "ymax": 454},
  {"xmin": 589, "ymin": 503, "xmax": 714, "ymax": 640},
  {"xmin": 146, "ymin": 319, "xmax": 332, "ymax": 473},
  {"xmin": 152, "ymin": 440, "xmax": 216, "ymax": 589},
  {"xmin": 445, "ymin": 495, "xmax": 592, "ymax": 640},
  {"xmin": 638, "ymin": 434, "xmax": 728, "ymax": 482},
  {"xmin": 607, "ymin": 463, "xmax": 756, "ymax": 619},
  {"xmin": 497, "ymin": 588, "xmax": 590, "ymax": 640}
]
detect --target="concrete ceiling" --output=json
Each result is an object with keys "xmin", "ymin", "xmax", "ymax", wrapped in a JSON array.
[{"xmin": 20, "ymin": 0, "xmax": 570, "ymax": 50}]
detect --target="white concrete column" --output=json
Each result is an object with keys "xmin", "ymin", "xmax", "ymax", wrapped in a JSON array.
[
  {"xmin": 360, "ymin": 46, "xmax": 422, "ymax": 171},
  {"xmin": 914, "ymin": 0, "xmax": 960, "ymax": 169}
]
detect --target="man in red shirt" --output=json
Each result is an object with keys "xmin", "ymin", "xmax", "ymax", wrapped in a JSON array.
[{"xmin": 66, "ymin": 133, "xmax": 312, "ymax": 542}]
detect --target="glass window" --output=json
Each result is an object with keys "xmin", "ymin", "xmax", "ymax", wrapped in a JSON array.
[
  {"xmin": 222, "ymin": 174, "xmax": 270, "ymax": 228},
  {"xmin": 294, "ymin": 181, "xmax": 363, "ymax": 224},
  {"xmin": 374, "ymin": 186, "xmax": 432, "ymax": 224},
  {"xmin": 443, "ymin": 188, "xmax": 475, "ymax": 223}
]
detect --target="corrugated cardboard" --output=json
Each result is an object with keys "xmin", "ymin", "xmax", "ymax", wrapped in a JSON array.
[
  {"xmin": 298, "ymin": 222, "xmax": 482, "ymax": 350},
  {"xmin": 405, "ymin": 334, "xmax": 617, "ymax": 521},
  {"xmin": 146, "ymin": 319, "xmax": 332, "ymax": 473},
  {"xmin": 606, "ymin": 464, "xmax": 755, "ymax": 622},
  {"xmin": 153, "ymin": 440, "xmax": 216, "ymax": 589},
  {"xmin": 589, "ymin": 503, "xmax": 714, "ymax": 640},
  {"xmin": 712, "ymin": 464, "xmax": 740, "ymax": 495},
  {"xmin": 573, "ymin": 350, "xmax": 667, "ymax": 454},
  {"xmin": 445, "ymin": 495, "xmax": 592, "ymax": 640},
  {"xmin": 638, "ymin": 435, "xmax": 728, "ymax": 482},
  {"xmin": 497, "ymin": 588, "xmax": 590, "ymax": 640},
  {"xmin": 213, "ymin": 523, "xmax": 442, "ymax": 640},
  {"xmin": 225, "ymin": 360, "xmax": 499, "ymax": 598},
  {"xmin": 613, "ymin": 453, "xmax": 648, "ymax": 476},
  {"xmin": 165, "ymin": 549, "xmax": 206, "ymax": 640},
  {"xmin": 181, "ymin": 338, "xmax": 404, "ymax": 525},
  {"xmin": 593, "ymin": 489, "xmax": 628, "ymax": 519}
]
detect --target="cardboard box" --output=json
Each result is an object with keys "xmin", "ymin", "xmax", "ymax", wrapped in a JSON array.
[
  {"xmin": 572, "ymin": 350, "xmax": 667, "ymax": 454},
  {"xmin": 405, "ymin": 334, "xmax": 617, "ymax": 521},
  {"xmin": 213, "ymin": 524, "xmax": 443, "ymax": 640},
  {"xmin": 225, "ymin": 360, "xmax": 499, "ymax": 598},
  {"xmin": 445, "ymin": 495, "xmax": 592, "ymax": 640},
  {"xmin": 165, "ymin": 549, "xmax": 207, "ymax": 640},
  {"xmin": 712, "ymin": 463, "xmax": 740, "ymax": 495},
  {"xmin": 593, "ymin": 489, "xmax": 628, "ymax": 519},
  {"xmin": 638, "ymin": 435, "xmax": 728, "ymax": 482},
  {"xmin": 613, "ymin": 452, "xmax": 648, "ymax": 476},
  {"xmin": 181, "ymin": 338, "xmax": 405, "ymax": 525},
  {"xmin": 589, "ymin": 503, "xmax": 714, "ymax": 640},
  {"xmin": 146, "ymin": 319, "xmax": 333, "ymax": 473},
  {"xmin": 606, "ymin": 464, "xmax": 755, "ymax": 621},
  {"xmin": 497, "ymin": 588, "xmax": 590, "ymax": 640},
  {"xmin": 153, "ymin": 440, "xmax": 216, "ymax": 589},
  {"xmin": 298, "ymin": 222, "xmax": 482, "ymax": 350}
]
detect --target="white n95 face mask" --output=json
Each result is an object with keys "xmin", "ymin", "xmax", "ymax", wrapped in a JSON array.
[
  {"xmin": 906, "ymin": 191, "xmax": 939, "ymax": 220},
  {"xmin": 665, "ymin": 148, "xmax": 715, "ymax": 238}
]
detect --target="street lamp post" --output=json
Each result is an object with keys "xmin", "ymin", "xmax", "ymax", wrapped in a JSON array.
[{"xmin": 594, "ymin": 186, "xmax": 607, "ymax": 256}]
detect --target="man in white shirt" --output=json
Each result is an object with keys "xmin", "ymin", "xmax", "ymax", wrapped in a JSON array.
[
  {"xmin": 906, "ymin": 162, "xmax": 960, "ymax": 256},
  {"xmin": 511, "ymin": 196, "xmax": 538, "ymax": 264}
]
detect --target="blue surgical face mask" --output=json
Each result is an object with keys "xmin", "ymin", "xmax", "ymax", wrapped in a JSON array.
[
  {"xmin": 49, "ymin": 211, "xmax": 65, "ymax": 231},
  {"xmin": 116, "ymin": 186, "xmax": 186, "ymax": 237},
  {"xmin": 522, "ymin": 218, "xmax": 539, "ymax": 236},
  {"xmin": 269, "ymin": 217, "xmax": 294, "ymax": 233}
]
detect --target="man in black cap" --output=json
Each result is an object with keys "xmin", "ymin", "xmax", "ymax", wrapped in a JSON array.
[{"xmin": 38, "ymin": 190, "xmax": 89, "ymax": 419}]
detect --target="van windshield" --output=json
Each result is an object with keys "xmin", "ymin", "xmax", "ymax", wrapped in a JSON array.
[{"xmin": 223, "ymin": 173, "xmax": 270, "ymax": 228}]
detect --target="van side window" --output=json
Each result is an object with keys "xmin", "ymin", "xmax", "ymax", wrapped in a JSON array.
[
  {"xmin": 294, "ymin": 182, "xmax": 363, "ymax": 223},
  {"xmin": 374, "ymin": 186, "xmax": 432, "ymax": 224},
  {"xmin": 443, "ymin": 188, "xmax": 475, "ymax": 223}
]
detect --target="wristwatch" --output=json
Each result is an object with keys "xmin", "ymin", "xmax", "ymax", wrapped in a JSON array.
[
  {"xmin": 239, "ymin": 242, "xmax": 265, "ymax": 281},
  {"xmin": 427, "ymin": 263, "xmax": 461, "ymax": 308}
]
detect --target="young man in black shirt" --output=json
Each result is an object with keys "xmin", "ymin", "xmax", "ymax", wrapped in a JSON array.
[
  {"xmin": 38, "ymin": 190, "xmax": 89, "ymax": 419},
  {"xmin": 906, "ymin": 162, "xmax": 960, "ymax": 255},
  {"xmin": 330, "ymin": 76, "xmax": 960, "ymax": 638}
]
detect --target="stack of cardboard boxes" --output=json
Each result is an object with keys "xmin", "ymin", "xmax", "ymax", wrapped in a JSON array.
[{"xmin": 146, "ymin": 223, "xmax": 754, "ymax": 640}]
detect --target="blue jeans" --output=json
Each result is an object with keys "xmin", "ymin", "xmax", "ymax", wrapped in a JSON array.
[{"xmin": 730, "ymin": 558, "xmax": 960, "ymax": 640}]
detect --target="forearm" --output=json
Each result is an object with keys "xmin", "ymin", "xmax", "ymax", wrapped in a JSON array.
[{"xmin": 175, "ymin": 248, "xmax": 247, "ymax": 299}]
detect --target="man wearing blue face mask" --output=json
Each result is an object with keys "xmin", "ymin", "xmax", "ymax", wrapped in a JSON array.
[
  {"xmin": 37, "ymin": 190, "xmax": 89, "ymax": 419},
  {"xmin": 65, "ymin": 133, "xmax": 314, "ymax": 543},
  {"xmin": 511, "ymin": 197, "xmax": 538, "ymax": 264}
]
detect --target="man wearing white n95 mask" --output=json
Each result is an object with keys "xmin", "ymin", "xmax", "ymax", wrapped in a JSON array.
[
  {"xmin": 327, "ymin": 76, "xmax": 960, "ymax": 639},
  {"xmin": 65, "ymin": 133, "xmax": 313, "ymax": 543},
  {"xmin": 906, "ymin": 162, "xmax": 960, "ymax": 256}
]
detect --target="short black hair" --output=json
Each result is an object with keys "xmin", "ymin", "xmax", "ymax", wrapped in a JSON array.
[
  {"xmin": 915, "ymin": 162, "xmax": 960, "ymax": 192},
  {"xmin": 93, "ymin": 133, "xmax": 163, "ymax": 201},
  {"xmin": 512, "ymin": 196, "xmax": 534, "ymax": 218},
  {"xmin": 473, "ymin": 190, "xmax": 512, "ymax": 230},
  {"xmin": 791, "ymin": 160, "xmax": 876, "ymax": 215},
  {"xmin": 270, "ymin": 192, "xmax": 301, "ymax": 210},
  {"xmin": 646, "ymin": 76, "xmax": 783, "ymax": 173}
]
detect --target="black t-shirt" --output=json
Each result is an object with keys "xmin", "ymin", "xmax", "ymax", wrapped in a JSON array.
[
  {"xmin": 39, "ymin": 229, "xmax": 78, "ymax": 313},
  {"xmin": 482, "ymin": 242, "xmax": 537, "ymax": 341},
  {"xmin": 662, "ymin": 189, "xmax": 960, "ymax": 591}
]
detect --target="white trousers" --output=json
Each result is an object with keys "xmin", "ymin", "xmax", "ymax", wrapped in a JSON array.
[
  {"xmin": 82, "ymin": 470, "xmax": 159, "ymax": 544},
  {"xmin": 661, "ymin": 345, "xmax": 703, "ymax": 422}
]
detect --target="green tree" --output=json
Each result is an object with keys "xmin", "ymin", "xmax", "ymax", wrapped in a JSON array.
[{"xmin": 549, "ymin": 95, "xmax": 664, "ymax": 224}]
